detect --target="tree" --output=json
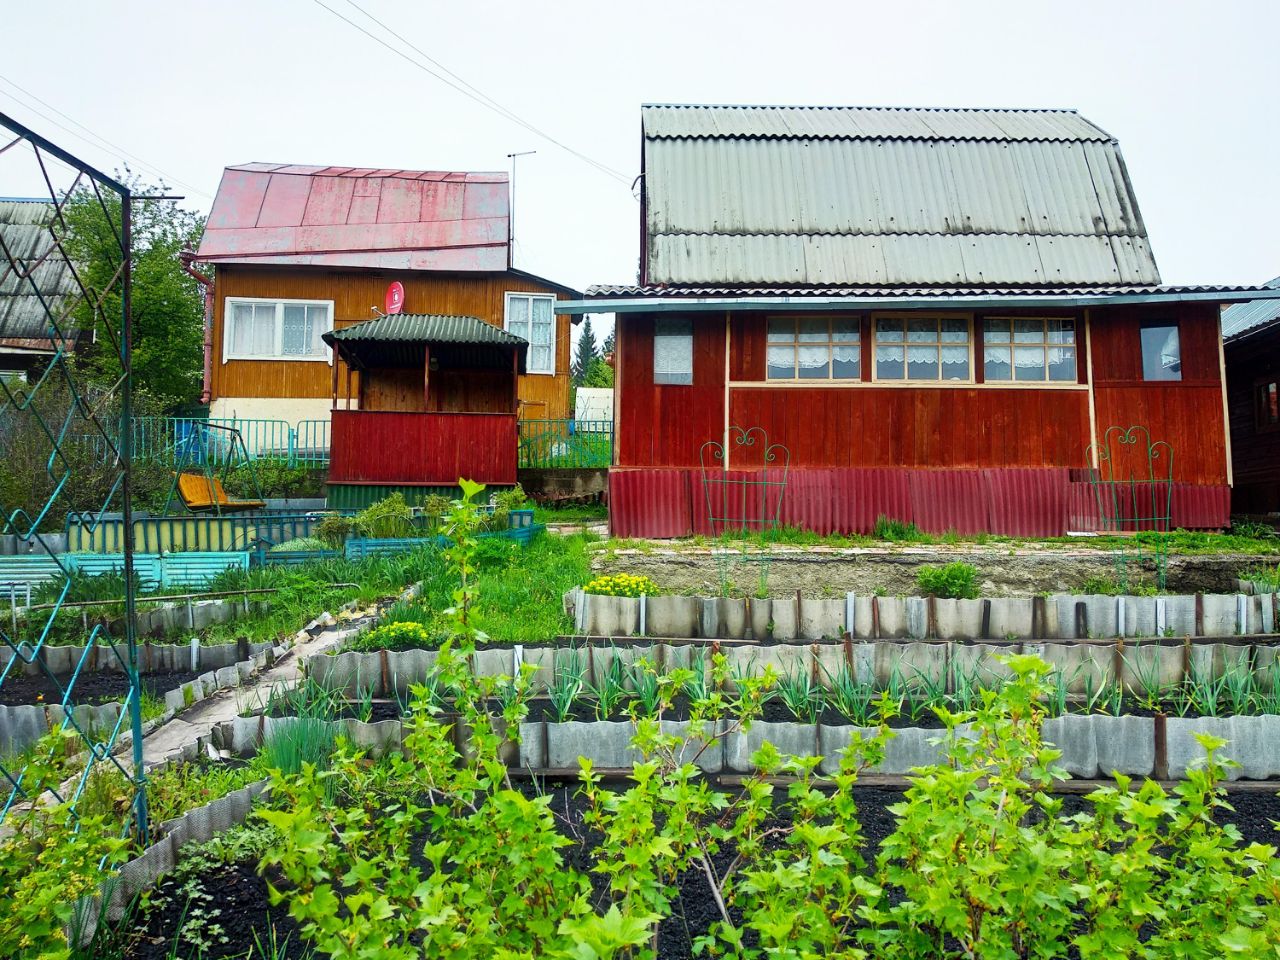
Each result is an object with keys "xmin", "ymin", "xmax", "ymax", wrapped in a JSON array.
[
  {"xmin": 601, "ymin": 324, "xmax": 615, "ymax": 357},
  {"xmin": 60, "ymin": 172, "xmax": 205, "ymax": 409},
  {"xmin": 572, "ymin": 315, "xmax": 599, "ymax": 384},
  {"xmin": 582, "ymin": 355, "xmax": 614, "ymax": 388}
]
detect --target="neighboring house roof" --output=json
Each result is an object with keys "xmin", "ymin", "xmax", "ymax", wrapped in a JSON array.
[
  {"xmin": 0, "ymin": 198, "xmax": 81, "ymax": 354},
  {"xmin": 324, "ymin": 312, "xmax": 527, "ymax": 347},
  {"xmin": 641, "ymin": 104, "xmax": 1160, "ymax": 289},
  {"xmin": 1222, "ymin": 276, "xmax": 1280, "ymax": 340},
  {"xmin": 196, "ymin": 164, "xmax": 510, "ymax": 272}
]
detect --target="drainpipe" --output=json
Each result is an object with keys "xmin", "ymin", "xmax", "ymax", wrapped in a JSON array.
[{"xmin": 179, "ymin": 249, "xmax": 214, "ymax": 404}]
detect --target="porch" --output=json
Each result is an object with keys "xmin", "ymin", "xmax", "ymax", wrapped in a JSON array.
[{"xmin": 322, "ymin": 313, "xmax": 527, "ymax": 490}]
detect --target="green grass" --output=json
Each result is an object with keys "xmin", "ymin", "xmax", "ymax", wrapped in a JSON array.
[
  {"xmin": 350, "ymin": 532, "xmax": 594, "ymax": 648},
  {"xmin": 533, "ymin": 502, "xmax": 608, "ymax": 524}
]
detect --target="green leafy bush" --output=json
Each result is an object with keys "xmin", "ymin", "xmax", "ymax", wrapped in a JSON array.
[
  {"xmin": 312, "ymin": 514, "xmax": 354, "ymax": 548},
  {"xmin": 268, "ymin": 537, "xmax": 328, "ymax": 553},
  {"xmin": 916, "ymin": 561, "xmax": 979, "ymax": 599},
  {"xmin": 354, "ymin": 492, "xmax": 415, "ymax": 539},
  {"xmin": 224, "ymin": 458, "xmax": 324, "ymax": 500}
]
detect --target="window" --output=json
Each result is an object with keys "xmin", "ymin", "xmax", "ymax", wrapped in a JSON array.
[
  {"xmin": 766, "ymin": 317, "xmax": 860, "ymax": 380},
  {"xmin": 653, "ymin": 318, "xmax": 693, "ymax": 385},
  {"xmin": 1140, "ymin": 322, "xmax": 1181, "ymax": 381},
  {"xmin": 874, "ymin": 316, "xmax": 970, "ymax": 381},
  {"xmin": 983, "ymin": 318, "xmax": 1077, "ymax": 382},
  {"xmin": 224, "ymin": 298, "xmax": 332, "ymax": 362},
  {"xmin": 1257, "ymin": 381, "xmax": 1280, "ymax": 431},
  {"xmin": 505, "ymin": 293, "xmax": 556, "ymax": 374}
]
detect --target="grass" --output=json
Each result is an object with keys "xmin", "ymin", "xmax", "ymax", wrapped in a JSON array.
[
  {"xmin": 533, "ymin": 502, "xmax": 608, "ymax": 524},
  {"xmin": 349, "ymin": 531, "xmax": 595, "ymax": 648}
]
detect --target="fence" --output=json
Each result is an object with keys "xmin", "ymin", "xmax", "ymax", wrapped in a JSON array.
[
  {"xmin": 518, "ymin": 419, "xmax": 613, "ymax": 469},
  {"xmin": 65, "ymin": 510, "xmax": 355, "ymax": 554},
  {"xmin": 78, "ymin": 417, "xmax": 332, "ymax": 468}
]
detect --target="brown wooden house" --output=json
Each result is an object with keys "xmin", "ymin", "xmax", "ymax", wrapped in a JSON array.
[
  {"xmin": 562, "ymin": 105, "xmax": 1280, "ymax": 537},
  {"xmin": 192, "ymin": 163, "xmax": 579, "ymax": 446},
  {"xmin": 1223, "ymin": 277, "xmax": 1280, "ymax": 514}
]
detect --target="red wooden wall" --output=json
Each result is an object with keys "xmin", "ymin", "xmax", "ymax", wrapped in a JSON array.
[
  {"xmin": 618, "ymin": 303, "xmax": 1229, "ymax": 485},
  {"xmin": 329, "ymin": 409, "xmax": 517, "ymax": 486},
  {"xmin": 1089, "ymin": 303, "xmax": 1227, "ymax": 485},
  {"xmin": 1225, "ymin": 327, "xmax": 1280, "ymax": 511},
  {"xmin": 616, "ymin": 314, "xmax": 726, "ymax": 467}
]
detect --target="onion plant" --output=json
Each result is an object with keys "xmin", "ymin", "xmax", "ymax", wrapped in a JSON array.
[
  {"xmin": 823, "ymin": 659, "xmax": 876, "ymax": 726},
  {"xmin": 684, "ymin": 652, "xmax": 710, "ymax": 702},
  {"xmin": 777, "ymin": 664, "xmax": 824, "ymax": 724},
  {"xmin": 549, "ymin": 645, "xmax": 585, "ymax": 722},
  {"xmin": 589, "ymin": 650, "xmax": 631, "ymax": 720},
  {"xmin": 629, "ymin": 657, "xmax": 662, "ymax": 717},
  {"xmin": 1122, "ymin": 651, "xmax": 1166, "ymax": 711}
]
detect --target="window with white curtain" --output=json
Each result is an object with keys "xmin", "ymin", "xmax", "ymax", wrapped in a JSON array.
[
  {"xmin": 983, "ymin": 318, "xmax": 1077, "ymax": 382},
  {"xmin": 766, "ymin": 317, "xmax": 860, "ymax": 380},
  {"xmin": 505, "ymin": 293, "xmax": 556, "ymax": 374},
  {"xmin": 1140, "ymin": 322, "xmax": 1182, "ymax": 382},
  {"xmin": 874, "ymin": 316, "xmax": 970, "ymax": 381},
  {"xmin": 224, "ymin": 298, "xmax": 332, "ymax": 362},
  {"xmin": 653, "ymin": 318, "xmax": 693, "ymax": 385}
]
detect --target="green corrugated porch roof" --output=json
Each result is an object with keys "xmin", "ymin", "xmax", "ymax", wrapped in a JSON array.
[{"xmin": 323, "ymin": 313, "xmax": 527, "ymax": 347}]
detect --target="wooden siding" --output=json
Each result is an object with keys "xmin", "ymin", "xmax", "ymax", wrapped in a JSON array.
[
  {"xmin": 210, "ymin": 265, "xmax": 572, "ymax": 419},
  {"xmin": 619, "ymin": 303, "xmax": 1228, "ymax": 483},
  {"xmin": 329, "ymin": 409, "xmax": 516, "ymax": 485},
  {"xmin": 729, "ymin": 387, "xmax": 1090, "ymax": 468},
  {"xmin": 1225, "ymin": 326, "xmax": 1280, "ymax": 510},
  {"xmin": 1088, "ymin": 303, "xmax": 1228, "ymax": 485},
  {"xmin": 616, "ymin": 313, "xmax": 726, "ymax": 467}
]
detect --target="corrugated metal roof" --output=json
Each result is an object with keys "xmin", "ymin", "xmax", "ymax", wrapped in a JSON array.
[
  {"xmin": 1222, "ymin": 276, "xmax": 1280, "ymax": 339},
  {"xmin": 196, "ymin": 163, "xmax": 509, "ymax": 271},
  {"xmin": 0, "ymin": 198, "xmax": 81, "ymax": 346},
  {"xmin": 584, "ymin": 282, "xmax": 1269, "ymax": 298},
  {"xmin": 642, "ymin": 104, "xmax": 1112, "ymax": 142},
  {"xmin": 640, "ymin": 104, "xmax": 1158, "ymax": 288},
  {"xmin": 324, "ymin": 313, "xmax": 527, "ymax": 346}
]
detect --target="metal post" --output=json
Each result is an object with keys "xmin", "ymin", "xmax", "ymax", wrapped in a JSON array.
[{"xmin": 120, "ymin": 192, "xmax": 148, "ymax": 842}]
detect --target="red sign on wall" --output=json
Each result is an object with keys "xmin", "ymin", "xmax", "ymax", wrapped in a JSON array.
[{"xmin": 386, "ymin": 281, "xmax": 405, "ymax": 315}]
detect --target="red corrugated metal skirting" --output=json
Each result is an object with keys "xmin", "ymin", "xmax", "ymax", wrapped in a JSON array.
[{"xmin": 609, "ymin": 467, "xmax": 1230, "ymax": 538}]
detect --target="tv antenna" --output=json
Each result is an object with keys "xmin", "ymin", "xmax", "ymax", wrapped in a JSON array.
[{"xmin": 507, "ymin": 149, "xmax": 536, "ymax": 268}]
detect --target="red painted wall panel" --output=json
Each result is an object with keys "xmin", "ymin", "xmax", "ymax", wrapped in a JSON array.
[
  {"xmin": 608, "ymin": 468, "xmax": 693, "ymax": 538},
  {"xmin": 329, "ymin": 409, "xmax": 516, "ymax": 486}
]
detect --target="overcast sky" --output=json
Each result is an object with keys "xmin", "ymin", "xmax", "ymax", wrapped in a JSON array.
[{"xmin": 3, "ymin": 0, "xmax": 1277, "ymax": 330}]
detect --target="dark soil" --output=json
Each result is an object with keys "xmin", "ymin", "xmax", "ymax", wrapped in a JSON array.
[
  {"xmin": 124, "ymin": 857, "xmax": 306, "ymax": 960},
  {"xmin": 0, "ymin": 669, "xmax": 204, "ymax": 707}
]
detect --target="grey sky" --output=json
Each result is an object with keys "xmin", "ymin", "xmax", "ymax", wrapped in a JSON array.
[{"xmin": 3, "ymin": 0, "xmax": 1277, "ymax": 319}]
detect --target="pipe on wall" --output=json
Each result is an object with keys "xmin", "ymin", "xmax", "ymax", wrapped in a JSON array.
[{"xmin": 179, "ymin": 250, "xmax": 214, "ymax": 404}]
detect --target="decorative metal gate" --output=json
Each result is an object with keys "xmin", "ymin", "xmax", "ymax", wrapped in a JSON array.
[
  {"xmin": 0, "ymin": 112, "xmax": 147, "ymax": 837},
  {"xmin": 1086, "ymin": 424, "xmax": 1174, "ymax": 591},
  {"xmin": 698, "ymin": 426, "xmax": 791, "ymax": 596}
]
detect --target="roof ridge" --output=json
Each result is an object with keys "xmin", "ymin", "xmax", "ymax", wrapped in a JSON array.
[{"xmin": 650, "ymin": 229, "xmax": 1144, "ymax": 240}]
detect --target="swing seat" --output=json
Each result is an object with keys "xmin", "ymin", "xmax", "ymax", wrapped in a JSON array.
[{"xmin": 175, "ymin": 473, "xmax": 265, "ymax": 513}]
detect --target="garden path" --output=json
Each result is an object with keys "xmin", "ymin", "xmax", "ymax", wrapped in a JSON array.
[{"xmin": 127, "ymin": 616, "xmax": 369, "ymax": 772}]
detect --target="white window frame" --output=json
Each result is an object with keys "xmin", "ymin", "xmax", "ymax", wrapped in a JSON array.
[
  {"xmin": 653, "ymin": 317, "xmax": 694, "ymax": 385},
  {"xmin": 223, "ymin": 296, "xmax": 334, "ymax": 364},
  {"xmin": 871, "ymin": 313, "xmax": 974, "ymax": 384},
  {"xmin": 504, "ymin": 292, "xmax": 557, "ymax": 375}
]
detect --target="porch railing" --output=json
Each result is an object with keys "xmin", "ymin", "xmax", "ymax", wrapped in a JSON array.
[{"xmin": 518, "ymin": 419, "xmax": 613, "ymax": 469}]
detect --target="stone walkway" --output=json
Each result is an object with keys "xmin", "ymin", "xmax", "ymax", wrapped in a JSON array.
[{"xmin": 133, "ymin": 615, "xmax": 367, "ymax": 770}]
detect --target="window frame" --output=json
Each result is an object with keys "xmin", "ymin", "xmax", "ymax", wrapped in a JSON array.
[
  {"xmin": 1255, "ymin": 378, "xmax": 1280, "ymax": 433},
  {"xmin": 504, "ymin": 291, "xmax": 557, "ymax": 376},
  {"xmin": 765, "ymin": 315, "xmax": 862, "ymax": 382},
  {"xmin": 652, "ymin": 317, "xmax": 694, "ymax": 386},
  {"xmin": 870, "ymin": 312, "xmax": 974, "ymax": 385},
  {"xmin": 222, "ymin": 296, "xmax": 334, "ymax": 364},
  {"xmin": 980, "ymin": 316, "xmax": 1079, "ymax": 384},
  {"xmin": 1139, "ymin": 320, "xmax": 1183, "ymax": 382}
]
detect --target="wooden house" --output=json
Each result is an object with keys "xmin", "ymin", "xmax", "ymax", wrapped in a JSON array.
[
  {"xmin": 561, "ymin": 105, "xmax": 1280, "ymax": 537},
  {"xmin": 1223, "ymin": 277, "xmax": 1280, "ymax": 514},
  {"xmin": 192, "ymin": 163, "xmax": 579, "ymax": 448}
]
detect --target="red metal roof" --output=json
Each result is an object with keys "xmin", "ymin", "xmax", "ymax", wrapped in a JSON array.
[{"xmin": 196, "ymin": 163, "xmax": 509, "ymax": 271}]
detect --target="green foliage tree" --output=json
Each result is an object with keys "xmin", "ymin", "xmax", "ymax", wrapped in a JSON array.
[
  {"xmin": 572, "ymin": 315, "xmax": 599, "ymax": 384},
  {"xmin": 581, "ymin": 354, "xmax": 614, "ymax": 388},
  {"xmin": 60, "ymin": 172, "xmax": 205, "ymax": 408}
]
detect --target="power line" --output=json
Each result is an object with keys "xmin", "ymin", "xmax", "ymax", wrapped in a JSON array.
[
  {"xmin": 310, "ymin": 0, "xmax": 630, "ymax": 185},
  {"xmin": 0, "ymin": 77, "xmax": 212, "ymax": 200}
]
